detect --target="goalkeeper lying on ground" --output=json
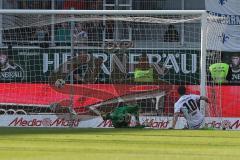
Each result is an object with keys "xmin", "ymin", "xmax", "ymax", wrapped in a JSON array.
[{"xmin": 102, "ymin": 104, "xmax": 142, "ymax": 128}]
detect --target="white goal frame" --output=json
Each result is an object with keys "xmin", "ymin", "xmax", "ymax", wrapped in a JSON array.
[{"xmin": 0, "ymin": 9, "xmax": 208, "ymax": 114}]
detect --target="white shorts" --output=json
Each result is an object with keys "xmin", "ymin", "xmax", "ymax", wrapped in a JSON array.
[{"xmin": 188, "ymin": 119, "xmax": 205, "ymax": 129}]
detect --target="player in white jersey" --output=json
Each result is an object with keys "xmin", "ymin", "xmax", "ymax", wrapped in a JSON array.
[{"xmin": 170, "ymin": 86, "xmax": 210, "ymax": 129}]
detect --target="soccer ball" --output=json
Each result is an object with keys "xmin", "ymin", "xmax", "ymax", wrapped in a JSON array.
[{"xmin": 55, "ymin": 79, "xmax": 65, "ymax": 88}]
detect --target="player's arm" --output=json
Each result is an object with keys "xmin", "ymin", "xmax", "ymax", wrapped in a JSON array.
[
  {"xmin": 200, "ymin": 96, "xmax": 210, "ymax": 103},
  {"xmin": 49, "ymin": 54, "xmax": 90, "ymax": 85},
  {"xmin": 170, "ymin": 112, "xmax": 180, "ymax": 129}
]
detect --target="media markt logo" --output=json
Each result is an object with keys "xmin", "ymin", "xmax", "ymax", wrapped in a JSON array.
[
  {"xmin": 218, "ymin": 33, "xmax": 230, "ymax": 44},
  {"xmin": 142, "ymin": 118, "xmax": 169, "ymax": 128},
  {"xmin": 219, "ymin": 0, "xmax": 227, "ymax": 6},
  {"xmin": 205, "ymin": 119, "xmax": 240, "ymax": 130},
  {"xmin": 8, "ymin": 117, "xmax": 80, "ymax": 127}
]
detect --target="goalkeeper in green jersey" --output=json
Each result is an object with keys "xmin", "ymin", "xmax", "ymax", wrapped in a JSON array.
[{"xmin": 102, "ymin": 104, "xmax": 141, "ymax": 128}]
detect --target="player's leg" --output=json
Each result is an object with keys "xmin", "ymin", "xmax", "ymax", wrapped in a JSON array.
[
  {"xmin": 188, "ymin": 118, "xmax": 205, "ymax": 129},
  {"xmin": 126, "ymin": 105, "xmax": 142, "ymax": 126},
  {"xmin": 49, "ymin": 99, "xmax": 77, "ymax": 115},
  {"xmin": 112, "ymin": 121, "xmax": 129, "ymax": 128},
  {"xmin": 109, "ymin": 109, "xmax": 131, "ymax": 128},
  {"xmin": 110, "ymin": 116, "xmax": 126, "ymax": 128},
  {"xmin": 99, "ymin": 108, "xmax": 126, "ymax": 128}
]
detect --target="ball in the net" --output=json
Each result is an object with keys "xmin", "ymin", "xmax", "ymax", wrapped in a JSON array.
[{"xmin": 55, "ymin": 79, "xmax": 65, "ymax": 88}]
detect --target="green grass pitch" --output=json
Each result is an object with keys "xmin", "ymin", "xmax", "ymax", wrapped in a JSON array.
[{"xmin": 0, "ymin": 128, "xmax": 239, "ymax": 160}]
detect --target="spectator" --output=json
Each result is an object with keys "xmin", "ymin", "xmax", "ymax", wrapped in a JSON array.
[
  {"xmin": 230, "ymin": 54, "xmax": 240, "ymax": 73},
  {"xmin": 209, "ymin": 62, "xmax": 232, "ymax": 84},
  {"xmin": 34, "ymin": 26, "xmax": 49, "ymax": 48},
  {"xmin": 164, "ymin": 24, "xmax": 180, "ymax": 42},
  {"xmin": 73, "ymin": 23, "xmax": 88, "ymax": 46},
  {"xmin": 134, "ymin": 55, "xmax": 155, "ymax": 83},
  {"xmin": 0, "ymin": 51, "xmax": 12, "ymax": 71},
  {"xmin": 0, "ymin": 50, "xmax": 24, "ymax": 81},
  {"xmin": 55, "ymin": 22, "xmax": 71, "ymax": 46}
]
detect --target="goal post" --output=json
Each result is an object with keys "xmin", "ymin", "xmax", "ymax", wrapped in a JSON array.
[
  {"xmin": 0, "ymin": 9, "xmax": 223, "ymax": 128},
  {"xmin": 200, "ymin": 12, "xmax": 208, "ymax": 117}
]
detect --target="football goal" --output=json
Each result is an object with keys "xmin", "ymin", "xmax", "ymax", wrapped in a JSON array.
[{"xmin": 0, "ymin": 9, "xmax": 224, "ymax": 128}]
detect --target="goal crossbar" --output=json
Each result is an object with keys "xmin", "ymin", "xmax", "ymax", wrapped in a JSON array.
[{"xmin": 0, "ymin": 9, "xmax": 206, "ymax": 15}]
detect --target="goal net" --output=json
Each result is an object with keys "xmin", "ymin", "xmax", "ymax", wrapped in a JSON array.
[{"xmin": 0, "ymin": 10, "xmax": 224, "ymax": 128}]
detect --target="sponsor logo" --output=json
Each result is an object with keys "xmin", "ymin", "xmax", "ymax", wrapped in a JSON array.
[
  {"xmin": 8, "ymin": 117, "xmax": 80, "ymax": 127},
  {"xmin": 97, "ymin": 119, "xmax": 170, "ymax": 128},
  {"xmin": 0, "ymin": 64, "xmax": 25, "ymax": 81},
  {"xmin": 0, "ymin": 53, "xmax": 25, "ymax": 81},
  {"xmin": 97, "ymin": 120, "xmax": 113, "ymax": 128},
  {"xmin": 43, "ymin": 52, "xmax": 198, "ymax": 75},
  {"xmin": 230, "ymin": 120, "xmax": 240, "ymax": 129},
  {"xmin": 142, "ymin": 118, "xmax": 170, "ymax": 128},
  {"xmin": 219, "ymin": 33, "xmax": 230, "ymax": 44},
  {"xmin": 218, "ymin": 0, "xmax": 227, "ymax": 6},
  {"xmin": 205, "ymin": 119, "xmax": 240, "ymax": 129}
]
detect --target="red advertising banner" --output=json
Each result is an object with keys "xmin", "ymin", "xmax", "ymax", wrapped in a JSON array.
[{"xmin": 0, "ymin": 83, "xmax": 239, "ymax": 117}]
